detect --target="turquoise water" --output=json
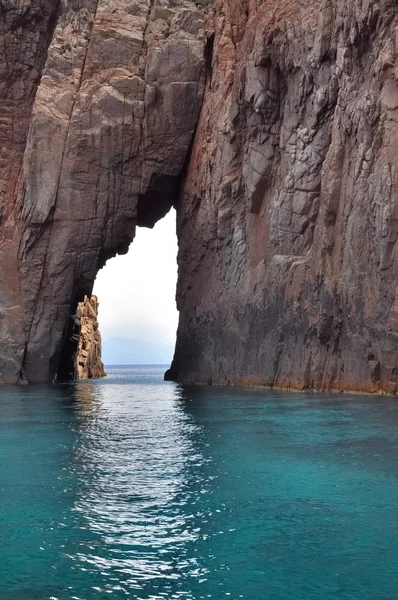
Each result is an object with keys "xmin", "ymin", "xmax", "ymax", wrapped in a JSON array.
[{"xmin": 1, "ymin": 366, "xmax": 398, "ymax": 599}]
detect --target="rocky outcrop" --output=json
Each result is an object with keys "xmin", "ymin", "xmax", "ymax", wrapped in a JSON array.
[
  {"xmin": 0, "ymin": 0, "xmax": 206, "ymax": 383},
  {"xmin": 77, "ymin": 295, "xmax": 106, "ymax": 379},
  {"xmin": 0, "ymin": 0, "xmax": 61, "ymax": 383},
  {"xmin": 169, "ymin": 0, "xmax": 398, "ymax": 393},
  {"xmin": 1, "ymin": 0, "xmax": 398, "ymax": 393}
]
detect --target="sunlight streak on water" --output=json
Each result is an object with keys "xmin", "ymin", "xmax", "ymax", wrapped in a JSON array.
[
  {"xmin": 1, "ymin": 366, "xmax": 398, "ymax": 599},
  {"xmin": 71, "ymin": 377, "xmax": 207, "ymax": 594}
]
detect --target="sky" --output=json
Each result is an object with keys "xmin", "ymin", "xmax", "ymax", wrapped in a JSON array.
[{"xmin": 93, "ymin": 209, "xmax": 179, "ymax": 364}]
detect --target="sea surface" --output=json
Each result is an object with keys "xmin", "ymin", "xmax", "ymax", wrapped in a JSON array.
[{"xmin": 1, "ymin": 365, "xmax": 398, "ymax": 600}]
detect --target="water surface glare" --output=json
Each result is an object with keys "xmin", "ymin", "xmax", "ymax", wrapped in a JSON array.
[{"xmin": 1, "ymin": 365, "xmax": 398, "ymax": 599}]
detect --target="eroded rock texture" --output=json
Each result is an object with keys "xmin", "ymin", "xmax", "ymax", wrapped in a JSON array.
[
  {"xmin": 0, "ymin": 0, "xmax": 206, "ymax": 382},
  {"xmin": 0, "ymin": 0, "xmax": 61, "ymax": 383},
  {"xmin": 169, "ymin": 0, "xmax": 398, "ymax": 393},
  {"xmin": 77, "ymin": 295, "xmax": 106, "ymax": 379},
  {"xmin": 2, "ymin": 0, "xmax": 398, "ymax": 393}
]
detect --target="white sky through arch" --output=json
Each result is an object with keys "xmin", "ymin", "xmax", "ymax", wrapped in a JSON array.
[{"xmin": 93, "ymin": 209, "xmax": 178, "ymax": 365}]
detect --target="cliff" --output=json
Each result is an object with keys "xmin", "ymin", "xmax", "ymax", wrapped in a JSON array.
[
  {"xmin": 77, "ymin": 295, "xmax": 106, "ymax": 379},
  {"xmin": 169, "ymin": 0, "xmax": 398, "ymax": 394},
  {"xmin": 0, "ymin": 0, "xmax": 206, "ymax": 382},
  {"xmin": 1, "ymin": 0, "xmax": 398, "ymax": 393}
]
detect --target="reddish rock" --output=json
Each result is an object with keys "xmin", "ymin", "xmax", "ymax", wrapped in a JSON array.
[
  {"xmin": 0, "ymin": 0, "xmax": 206, "ymax": 383},
  {"xmin": 77, "ymin": 296, "xmax": 106, "ymax": 379},
  {"xmin": 169, "ymin": 0, "xmax": 398, "ymax": 393},
  {"xmin": 1, "ymin": 0, "xmax": 398, "ymax": 394},
  {"xmin": 0, "ymin": 0, "xmax": 61, "ymax": 383}
]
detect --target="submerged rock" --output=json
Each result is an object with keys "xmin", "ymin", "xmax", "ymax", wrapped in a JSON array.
[{"xmin": 77, "ymin": 296, "xmax": 106, "ymax": 380}]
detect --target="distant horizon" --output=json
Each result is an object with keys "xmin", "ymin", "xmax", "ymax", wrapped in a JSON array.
[
  {"xmin": 101, "ymin": 335, "xmax": 175, "ymax": 366},
  {"xmin": 104, "ymin": 363, "xmax": 170, "ymax": 367},
  {"xmin": 93, "ymin": 211, "xmax": 179, "ymax": 362}
]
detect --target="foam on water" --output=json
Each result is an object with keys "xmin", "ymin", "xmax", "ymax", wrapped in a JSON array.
[{"xmin": 1, "ymin": 365, "xmax": 398, "ymax": 599}]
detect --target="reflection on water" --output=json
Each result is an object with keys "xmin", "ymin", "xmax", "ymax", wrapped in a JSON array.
[
  {"xmin": 1, "ymin": 366, "xmax": 398, "ymax": 600},
  {"xmin": 72, "ymin": 376, "xmax": 207, "ymax": 597}
]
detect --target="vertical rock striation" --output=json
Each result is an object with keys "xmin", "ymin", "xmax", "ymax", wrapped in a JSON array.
[
  {"xmin": 1, "ymin": 0, "xmax": 398, "ymax": 393},
  {"xmin": 77, "ymin": 295, "xmax": 106, "ymax": 379},
  {"xmin": 169, "ymin": 0, "xmax": 398, "ymax": 393},
  {"xmin": 0, "ymin": 0, "xmax": 61, "ymax": 383},
  {"xmin": 0, "ymin": 0, "xmax": 206, "ymax": 383}
]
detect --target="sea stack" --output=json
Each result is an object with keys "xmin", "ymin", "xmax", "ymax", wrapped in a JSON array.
[{"xmin": 77, "ymin": 296, "xmax": 106, "ymax": 380}]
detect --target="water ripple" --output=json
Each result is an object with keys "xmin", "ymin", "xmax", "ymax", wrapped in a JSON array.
[
  {"xmin": 2, "ymin": 366, "xmax": 398, "ymax": 599},
  {"xmin": 69, "ymin": 376, "xmax": 209, "ymax": 596}
]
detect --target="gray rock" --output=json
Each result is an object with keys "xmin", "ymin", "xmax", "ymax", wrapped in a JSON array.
[
  {"xmin": 1, "ymin": 0, "xmax": 398, "ymax": 394},
  {"xmin": 169, "ymin": 0, "xmax": 398, "ymax": 394},
  {"xmin": 0, "ymin": 0, "xmax": 206, "ymax": 383}
]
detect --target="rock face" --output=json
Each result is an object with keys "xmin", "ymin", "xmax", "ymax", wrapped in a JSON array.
[
  {"xmin": 1, "ymin": 0, "xmax": 398, "ymax": 393},
  {"xmin": 169, "ymin": 0, "xmax": 398, "ymax": 393},
  {"xmin": 0, "ymin": 0, "xmax": 206, "ymax": 383},
  {"xmin": 0, "ymin": 0, "xmax": 62, "ymax": 383},
  {"xmin": 77, "ymin": 295, "xmax": 106, "ymax": 379}
]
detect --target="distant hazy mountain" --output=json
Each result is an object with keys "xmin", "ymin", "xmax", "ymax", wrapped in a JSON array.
[{"xmin": 102, "ymin": 337, "xmax": 174, "ymax": 365}]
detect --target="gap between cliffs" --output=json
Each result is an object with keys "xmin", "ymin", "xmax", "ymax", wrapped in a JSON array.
[{"xmin": 56, "ymin": 41, "xmax": 214, "ymax": 381}]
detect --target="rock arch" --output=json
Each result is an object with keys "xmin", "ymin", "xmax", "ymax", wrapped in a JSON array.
[
  {"xmin": 0, "ymin": 0, "xmax": 206, "ymax": 383},
  {"xmin": 1, "ymin": 0, "xmax": 398, "ymax": 394}
]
